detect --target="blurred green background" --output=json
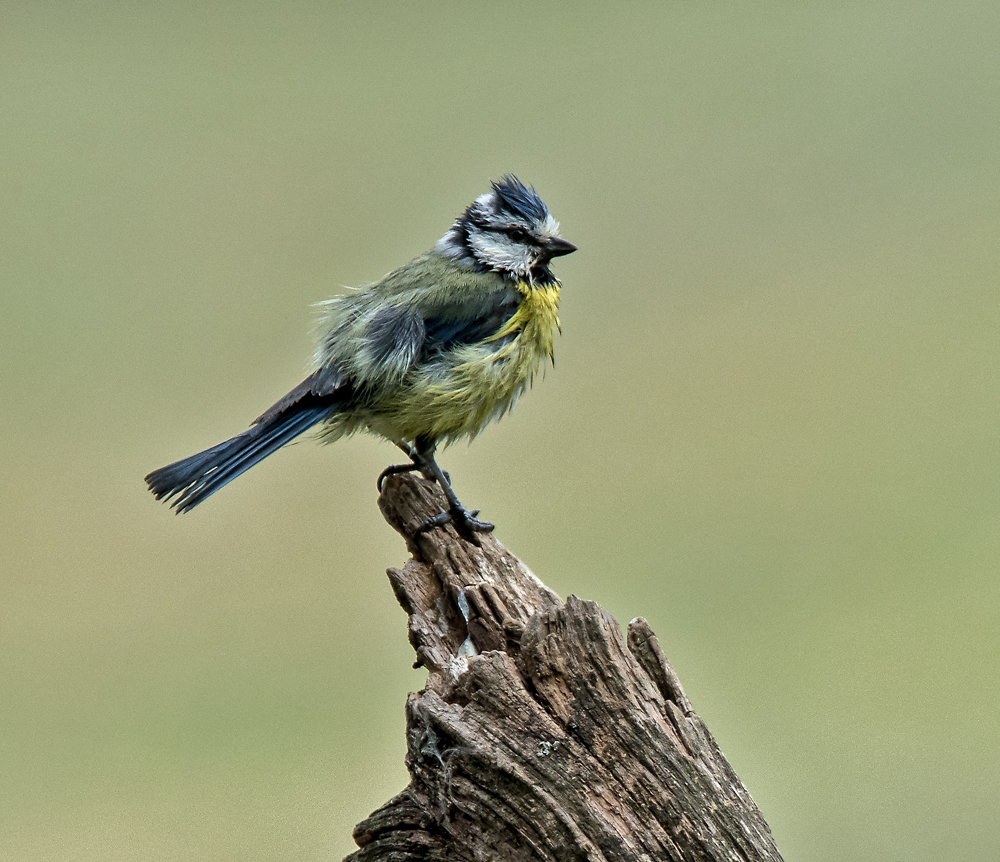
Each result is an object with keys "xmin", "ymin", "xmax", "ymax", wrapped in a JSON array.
[{"xmin": 3, "ymin": 1, "xmax": 999, "ymax": 859}]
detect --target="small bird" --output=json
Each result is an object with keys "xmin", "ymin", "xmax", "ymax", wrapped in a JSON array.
[{"xmin": 145, "ymin": 176, "xmax": 576, "ymax": 535}]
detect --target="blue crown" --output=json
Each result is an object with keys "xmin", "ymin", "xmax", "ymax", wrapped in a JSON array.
[{"xmin": 492, "ymin": 175, "xmax": 549, "ymax": 222}]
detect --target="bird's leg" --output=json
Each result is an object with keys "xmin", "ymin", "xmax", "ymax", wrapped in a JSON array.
[
  {"xmin": 377, "ymin": 441, "xmax": 451, "ymax": 491},
  {"xmin": 377, "ymin": 441, "xmax": 447, "ymax": 491},
  {"xmin": 410, "ymin": 440, "xmax": 494, "ymax": 538}
]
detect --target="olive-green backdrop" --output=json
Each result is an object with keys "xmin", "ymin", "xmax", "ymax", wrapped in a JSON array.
[{"xmin": 3, "ymin": 2, "xmax": 998, "ymax": 859}]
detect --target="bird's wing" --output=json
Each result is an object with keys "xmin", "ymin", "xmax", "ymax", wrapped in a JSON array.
[
  {"xmin": 423, "ymin": 291, "xmax": 522, "ymax": 348},
  {"xmin": 354, "ymin": 279, "xmax": 521, "ymax": 386},
  {"xmin": 352, "ymin": 303, "xmax": 427, "ymax": 389},
  {"xmin": 320, "ymin": 256, "xmax": 523, "ymax": 389}
]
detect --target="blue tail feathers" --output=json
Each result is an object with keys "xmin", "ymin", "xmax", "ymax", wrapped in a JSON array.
[{"xmin": 145, "ymin": 403, "xmax": 335, "ymax": 513}]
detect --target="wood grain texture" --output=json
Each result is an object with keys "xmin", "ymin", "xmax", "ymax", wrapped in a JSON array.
[{"xmin": 347, "ymin": 474, "xmax": 783, "ymax": 862}]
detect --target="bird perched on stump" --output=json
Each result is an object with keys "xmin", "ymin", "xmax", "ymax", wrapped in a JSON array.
[{"xmin": 145, "ymin": 176, "xmax": 576, "ymax": 535}]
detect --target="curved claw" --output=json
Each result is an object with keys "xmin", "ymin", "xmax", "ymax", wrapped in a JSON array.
[
  {"xmin": 461, "ymin": 513, "xmax": 495, "ymax": 535},
  {"xmin": 377, "ymin": 462, "xmax": 420, "ymax": 492},
  {"xmin": 413, "ymin": 511, "xmax": 453, "ymax": 536}
]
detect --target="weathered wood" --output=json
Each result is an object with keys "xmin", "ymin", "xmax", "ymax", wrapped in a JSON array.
[{"xmin": 347, "ymin": 473, "xmax": 783, "ymax": 862}]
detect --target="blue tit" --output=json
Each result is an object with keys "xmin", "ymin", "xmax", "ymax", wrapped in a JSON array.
[{"xmin": 145, "ymin": 176, "xmax": 576, "ymax": 535}]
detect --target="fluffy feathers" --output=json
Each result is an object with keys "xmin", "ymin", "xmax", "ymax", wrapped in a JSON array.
[{"xmin": 146, "ymin": 177, "xmax": 574, "ymax": 512}]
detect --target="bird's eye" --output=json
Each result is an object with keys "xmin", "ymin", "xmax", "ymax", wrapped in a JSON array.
[{"xmin": 507, "ymin": 228, "xmax": 529, "ymax": 243}]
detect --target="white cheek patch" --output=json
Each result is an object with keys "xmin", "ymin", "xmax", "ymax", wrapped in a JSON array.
[{"xmin": 469, "ymin": 233, "xmax": 534, "ymax": 278}]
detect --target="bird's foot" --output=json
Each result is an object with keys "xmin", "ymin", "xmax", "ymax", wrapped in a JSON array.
[
  {"xmin": 377, "ymin": 462, "xmax": 421, "ymax": 492},
  {"xmin": 415, "ymin": 506, "xmax": 494, "ymax": 540}
]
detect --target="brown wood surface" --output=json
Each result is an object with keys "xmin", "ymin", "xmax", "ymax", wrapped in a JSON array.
[{"xmin": 346, "ymin": 473, "xmax": 784, "ymax": 862}]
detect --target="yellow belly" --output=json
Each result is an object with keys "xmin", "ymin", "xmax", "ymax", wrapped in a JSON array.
[{"xmin": 370, "ymin": 282, "xmax": 560, "ymax": 444}]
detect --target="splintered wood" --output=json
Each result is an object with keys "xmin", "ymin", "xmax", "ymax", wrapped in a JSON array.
[{"xmin": 347, "ymin": 474, "xmax": 783, "ymax": 862}]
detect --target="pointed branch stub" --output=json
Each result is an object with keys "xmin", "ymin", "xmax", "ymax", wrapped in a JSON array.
[{"xmin": 347, "ymin": 473, "xmax": 783, "ymax": 862}]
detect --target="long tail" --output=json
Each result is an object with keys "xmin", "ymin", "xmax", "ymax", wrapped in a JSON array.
[{"xmin": 146, "ymin": 368, "xmax": 347, "ymax": 513}]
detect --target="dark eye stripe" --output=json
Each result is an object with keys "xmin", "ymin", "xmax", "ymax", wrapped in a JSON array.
[{"xmin": 499, "ymin": 226, "xmax": 535, "ymax": 244}]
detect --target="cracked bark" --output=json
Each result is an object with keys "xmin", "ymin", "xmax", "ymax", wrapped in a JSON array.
[{"xmin": 346, "ymin": 474, "xmax": 784, "ymax": 862}]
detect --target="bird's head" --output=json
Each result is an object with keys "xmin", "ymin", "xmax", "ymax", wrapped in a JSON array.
[{"xmin": 436, "ymin": 176, "xmax": 576, "ymax": 283}]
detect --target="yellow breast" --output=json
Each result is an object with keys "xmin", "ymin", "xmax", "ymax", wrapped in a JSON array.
[{"xmin": 488, "ymin": 281, "xmax": 561, "ymax": 361}]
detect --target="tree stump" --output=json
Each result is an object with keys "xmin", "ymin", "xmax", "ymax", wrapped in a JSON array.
[{"xmin": 346, "ymin": 474, "xmax": 783, "ymax": 862}]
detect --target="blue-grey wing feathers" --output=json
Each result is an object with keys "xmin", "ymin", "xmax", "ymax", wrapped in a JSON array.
[
  {"xmin": 356, "ymin": 304, "xmax": 426, "ymax": 389},
  {"xmin": 424, "ymin": 294, "xmax": 521, "ymax": 349}
]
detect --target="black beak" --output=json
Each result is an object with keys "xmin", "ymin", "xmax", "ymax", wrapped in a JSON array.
[{"xmin": 544, "ymin": 237, "xmax": 577, "ymax": 258}]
